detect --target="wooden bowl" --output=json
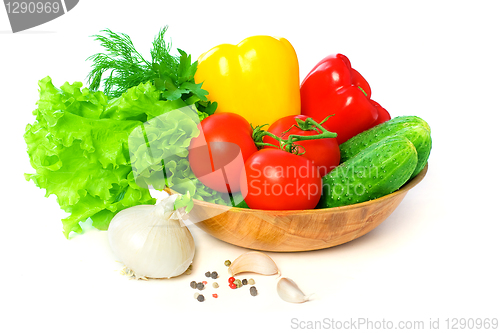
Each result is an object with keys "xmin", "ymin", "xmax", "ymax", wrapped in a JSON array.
[{"xmin": 183, "ymin": 164, "xmax": 428, "ymax": 252}]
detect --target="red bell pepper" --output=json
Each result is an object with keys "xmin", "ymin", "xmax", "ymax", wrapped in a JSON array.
[
  {"xmin": 370, "ymin": 100, "xmax": 391, "ymax": 126},
  {"xmin": 300, "ymin": 54, "xmax": 390, "ymax": 144}
]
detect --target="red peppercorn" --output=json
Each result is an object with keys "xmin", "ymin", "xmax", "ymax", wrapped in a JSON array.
[
  {"xmin": 229, "ymin": 283, "xmax": 237, "ymax": 289},
  {"xmin": 212, "ymin": 294, "xmax": 218, "ymax": 298},
  {"xmin": 228, "ymin": 277, "xmax": 235, "ymax": 283},
  {"xmin": 202, "ymin": 281, "xmax": 208, "ymax": 285}
]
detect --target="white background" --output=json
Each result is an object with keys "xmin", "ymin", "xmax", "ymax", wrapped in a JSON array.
[{"xmin": 1, "ymin": 1, "xmax": 499, "ymax": 332}]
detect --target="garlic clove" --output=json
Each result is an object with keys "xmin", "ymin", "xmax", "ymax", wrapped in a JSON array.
[
  {"xmin": 277, "ymin": 277, "xmax": 312, "ymax": 303},
  {"xmin": 228, "ymin": 251, "xmax": 280, "ymax": 276}
]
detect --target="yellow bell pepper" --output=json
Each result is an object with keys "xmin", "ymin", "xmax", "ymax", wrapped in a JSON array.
[{"xmin": 195, "ymin": 35, "xmax": 301, "ymax": 127}]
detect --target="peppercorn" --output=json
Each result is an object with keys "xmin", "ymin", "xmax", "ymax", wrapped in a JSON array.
[
  {"xmin": 205, "ymin": 271, "xmax": 211, "ymax": 277},
  {"xmin": 211, "ymin": 271, "xmax": 218, "ymax": 279},
  {"xmin": 212, "ymin": 294, "xmax": 218, "ymax": 298},
  {"xmin": 234, "ymin": 279, "xmax": 242, "ymax": 288},
  {"xmin": 202, "ymin": 281, "xmax": 208, "ymax": 285},
  {"xmin": 248, "ymin": 278, "xmax": 255, "ymax": 285},
  {"xmin": 242, "ymin": 278, "xmax": 248, "ymax": 285},
  {"xmin": 190, "ymin": 281, "xmax": 197, "ymax": 289},
  {"xmin": 197, "ymin": 294, "xmax": 205, "ymax": 302},
  {"xmin": 196, "ymin": 282, "xmax": 204, "ymax": 290},
  {"xmin": 224, "ymin": 260, "xmax": 231, "ymax": 266},
  {"xmin": 212, "ymin": 282, "xmax": 219, "ymax": 288},
  {"xmin": 229, "ymin": 283, "xmax": 237, "ymax": 289},
  {"xmin": 250, "ymin": 286, "xmax": 258, "ymax": 296},
  {"xmin": 228, "ymin": 277, "xmax": 235, "ymax": 283},
  {"xmin": 194, "ymin": 292, "xmax": 200, "ymax": 299}
]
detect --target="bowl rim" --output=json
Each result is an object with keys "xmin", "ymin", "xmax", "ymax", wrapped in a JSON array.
[{"xmin": 169, "ymin": 163, "xmax": 428, "ymax": 214}]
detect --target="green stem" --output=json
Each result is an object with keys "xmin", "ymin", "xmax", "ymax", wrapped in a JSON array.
[
  {"xmin": 255, "ymin": 141, "xmax": 280, "ymax": 149},
  {"xmin": 253, "ymin": 116, "xmax": 338, "ymax": 155},
  {"xmin": 358, "ymin": 86, "xmax": 368, "ymax": 97}
]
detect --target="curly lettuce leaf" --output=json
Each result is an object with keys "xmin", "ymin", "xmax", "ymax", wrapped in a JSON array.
[
  {"xmin": 100, "ymin": 81, "xmax": 228, "ymax": 205},
  {"xmin": 24, "ymin": 77, "xmax": 155, "ymax": 237},
  {"xmin": 127, "ymin": 104, "xmax": 230, "ymax": 204},
  {"xmin": 24, "ymin": 77, "xmax": 227, "ymax": 237}
]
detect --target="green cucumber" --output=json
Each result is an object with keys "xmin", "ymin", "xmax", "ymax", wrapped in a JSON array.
[
  {"xmin": 340, "ymin": 116, "xmax": 431, "ymax": 178},
  {"xmin": 318, "ymin": 136, "xmax": 418, "ymax": 208}
]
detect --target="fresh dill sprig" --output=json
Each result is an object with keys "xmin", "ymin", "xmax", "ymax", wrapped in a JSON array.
[
  {"xmin": 87, "ymin": 28, "xmax": 158, "ymax": 97},
  {"xmin": 150, "ymin": 26, "xmax": 174, "ymax": 65},
  {"xmin": 86, "ymin": 26, "xmax": 216, "ymax": 116}
]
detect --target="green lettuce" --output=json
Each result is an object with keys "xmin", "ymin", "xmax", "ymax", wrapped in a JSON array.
[{"xmin": 24, "ymin": 77, "xmax": 227, "ymax": 238}]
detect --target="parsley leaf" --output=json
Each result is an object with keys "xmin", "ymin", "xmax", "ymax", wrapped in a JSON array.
[{"xmin": 87, "ymin": 26, "xmax": 213, "ymax": 116}]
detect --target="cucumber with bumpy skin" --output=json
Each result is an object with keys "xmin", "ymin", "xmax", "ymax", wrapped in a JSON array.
[
  {"xmin": 318, "ymin": 136, "xmax": 418, "ymax": 208},
  {"xmin": 340, "ymin": 116, "xmax": 431, "ymax": 178}
]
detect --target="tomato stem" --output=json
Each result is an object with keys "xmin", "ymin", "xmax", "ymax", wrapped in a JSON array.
[{"xmin": 252, "ymin": 117, "xmax": 337, "ymax": 155}]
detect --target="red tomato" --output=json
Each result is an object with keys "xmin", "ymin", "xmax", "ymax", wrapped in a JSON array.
[
  {"xmin": 263, "ymin": 115, "xmax": 340, "ymax": 177},
  {"xmin": 240, "ymin": 149, "xmax": 322, "ymax": 210},
  {"xmin": 189, "ymin": 113, "xmax": 257, "ymax": 193}
]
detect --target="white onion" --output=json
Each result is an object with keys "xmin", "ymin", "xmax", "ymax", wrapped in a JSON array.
[{"xmin": 107, "ymin": 195, "xmax": 195, "ymax": 279}]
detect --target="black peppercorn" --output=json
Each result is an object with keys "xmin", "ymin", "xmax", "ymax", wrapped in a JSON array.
[
  {"xmin": 250, "ymin": 286, "xmax": 258, "ymax": 296},
  {"xmin": 211, "ymin": 271, "xmax": 218, "ymax": 279},
  {"xmin": 242, "ymin": 278, "xmax": 248, "ymax": 285},
  {"xmin": 196, "ymin": 282, "xmax": 204, "ymax": 290},
  {"xmin": 205, "ymin": 271, "xmax": 211, "ymax": 277},
  {"xmin": 197, "ymin": 294, "xmax": 205, "ymax": 302},
  {"xmin": 190, "ymin": 281, "xmax": 197, "ymax": 289}
]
